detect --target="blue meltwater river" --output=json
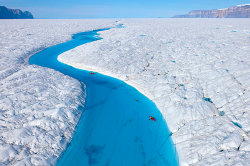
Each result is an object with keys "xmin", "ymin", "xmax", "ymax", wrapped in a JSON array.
[{"xmin": 29, "ymin": 26, "xmax": 179, "ymax": 166}]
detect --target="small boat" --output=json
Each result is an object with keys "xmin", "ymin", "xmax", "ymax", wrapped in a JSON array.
[
  {"xmin": 89, "ymin": 72, "xmax": 95, "ymax": 74},
  {"xmin": 149, "ymin": 116, "xmax": 156, "ymax": 121}
]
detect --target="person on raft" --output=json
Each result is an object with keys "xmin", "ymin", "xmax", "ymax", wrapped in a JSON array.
[{"xmin": 149, "ymin": 116, "xmax": 156, "ymax": 121}]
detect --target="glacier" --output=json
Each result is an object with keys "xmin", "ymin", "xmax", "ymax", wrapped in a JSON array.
[
  {"xmin": 1, "ymin": 18, "xmax": 250, "ymax": 165},
  {"xmin": 58, "ymin": 18, "xmax": 250, "ymax": 165},
  {"xmin": 0, "ymin": 19, "xmax": 117, "ymax": 165}
]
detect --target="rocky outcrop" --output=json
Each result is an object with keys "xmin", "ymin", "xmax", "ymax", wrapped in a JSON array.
[
  {"xmin": 0, "ymin": 6, "xmax": 33, "ymax": 19},
  {"xmin": 173, "ymin": 4, "xmax": 250, "ymax": 18}
]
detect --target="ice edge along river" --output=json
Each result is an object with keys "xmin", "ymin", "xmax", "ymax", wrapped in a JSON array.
[{"xmin": 29, "ymin": 26, "xmax": 179, "ymax": 165}]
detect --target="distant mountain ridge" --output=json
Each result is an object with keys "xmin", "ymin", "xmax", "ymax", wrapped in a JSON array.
[
  {"xmin": 0, "ymin": 6, "xmax": 33, "ymax": 19},
  {"xmin": 173, "ymin": 4, "xmax": 250, "ymax": 18}
]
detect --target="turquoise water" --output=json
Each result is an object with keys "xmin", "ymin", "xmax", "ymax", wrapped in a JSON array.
[{"xmin": 29, "ymin": 27, "xmax": 179, "ymax": 166}]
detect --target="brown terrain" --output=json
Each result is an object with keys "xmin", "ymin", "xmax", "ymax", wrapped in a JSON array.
[{"xmin": 173, "ymin": 4, "xmax": 250, "ymax": 18}]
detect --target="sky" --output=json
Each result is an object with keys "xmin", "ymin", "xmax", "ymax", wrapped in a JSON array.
[{"xmin": 0, "ymin": 0, "xmax": 250, "ymax": 19}]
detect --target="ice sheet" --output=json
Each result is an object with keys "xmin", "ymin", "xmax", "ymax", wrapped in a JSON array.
[
  {"xmin": 58, "ymin": 18, "xmax": 250, "ymax": 165},
  {"xmin": 0, "ymin": 19, "xmax": 117, "ymax": 165}
]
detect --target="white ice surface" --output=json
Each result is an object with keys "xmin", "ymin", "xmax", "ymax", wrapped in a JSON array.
[
  {"xmin": 0, "ymin": 19, "xmax": 117, "ymax": 165},
  {"xmin": 58, "ymin": 18, "xmax": 250, "ymax": 165},
  {"xmin": 0, "ymin": 65, "xmax": 85, "ymax": 165}
]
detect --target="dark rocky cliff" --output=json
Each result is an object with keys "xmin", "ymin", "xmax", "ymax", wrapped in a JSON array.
[
  {"xmin": 173, "ymin": 4, "xmax": 250, "ymax": 18},
  {"xmin": 0, "ymin": 6, "xmax": 33, "ymax": 19}
]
